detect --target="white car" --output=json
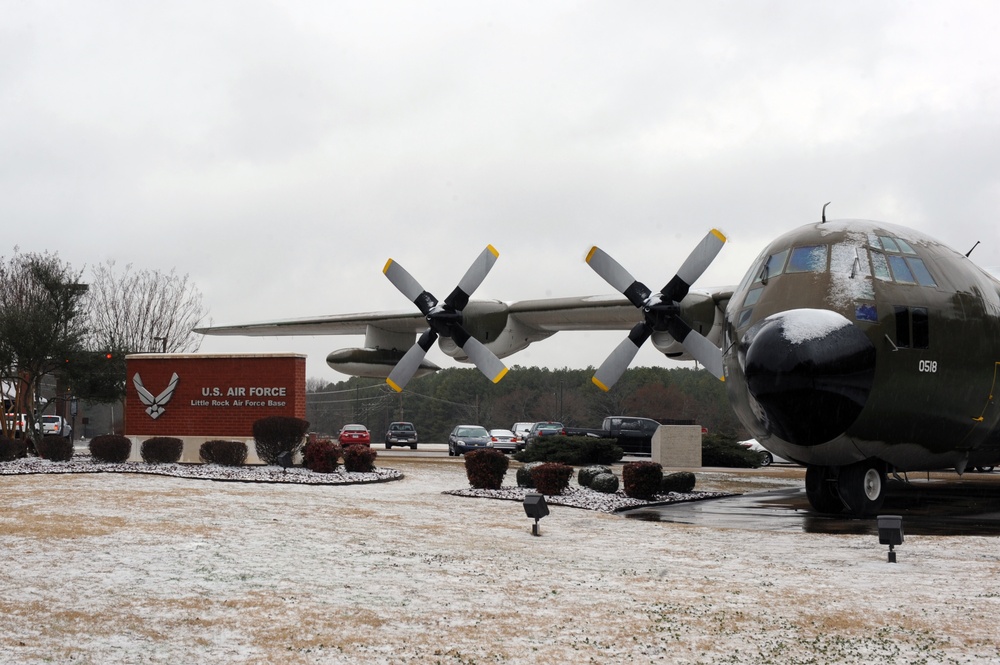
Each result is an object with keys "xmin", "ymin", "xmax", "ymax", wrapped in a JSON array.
[
  {"xmin": 739, "ymin": 439, "xmax": 793, "ymax": 466},
  {"xmin": 489, "ymin": 429, "xmax": 521, "ymax": 453},
  {"xmin": 42, "ymin": 415, "xmax": 72, "ymax": 439},
  {"xmin": 511, "ymin": 422, "xmax": 534, "ymax": 443}
]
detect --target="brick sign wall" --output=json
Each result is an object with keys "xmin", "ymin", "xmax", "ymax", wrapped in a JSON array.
[{"xmin": 125, "ymin": 354, "xmax": 306, "ymax": 438}]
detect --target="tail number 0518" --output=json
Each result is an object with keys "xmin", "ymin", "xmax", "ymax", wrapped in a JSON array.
[{"xmin": 918, "ymin": 360, "xmax": 938, "ymax": 373}]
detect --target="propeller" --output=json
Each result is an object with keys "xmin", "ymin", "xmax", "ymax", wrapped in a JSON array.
[
  {"xmin": 585, "ymin": 229, "xmax": 727, "ymax": 391},
  {"xmin": 382, "ymin": 245, "xmax": 508, "ymax": 392}
]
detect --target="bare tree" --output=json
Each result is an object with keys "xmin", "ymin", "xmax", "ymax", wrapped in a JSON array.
[{"xmin": 85, "ymin": 261, "xmax": 209, "ymax": 354}]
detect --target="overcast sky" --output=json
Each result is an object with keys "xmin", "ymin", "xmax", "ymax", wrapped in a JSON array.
[{"xmin": 6, "ymin": 1, "xmax": 1000, "ymax": 383}]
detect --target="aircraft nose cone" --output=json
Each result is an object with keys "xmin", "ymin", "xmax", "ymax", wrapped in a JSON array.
[{"xmin": 744, "ymin": 309, "xmax": 876, "ymax": 446}]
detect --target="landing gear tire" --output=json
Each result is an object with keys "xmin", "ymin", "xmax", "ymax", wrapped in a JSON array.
[
  {"xmin": 805, "ymin": 465, "xmax": 843, "ymax": 514},
  {"xmin": 837, "ymin": 460, "xmax": 886, "ymax": 517}
]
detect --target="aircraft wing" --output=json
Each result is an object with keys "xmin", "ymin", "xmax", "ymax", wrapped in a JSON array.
[{"xmin": 195, "ymin": 288, "xmax": 734, "ymax": 376}]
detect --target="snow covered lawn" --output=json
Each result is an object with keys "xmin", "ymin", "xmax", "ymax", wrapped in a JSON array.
[{"xmin": 1, "ymin": 459, "xmax": 999, "ymax": 663}]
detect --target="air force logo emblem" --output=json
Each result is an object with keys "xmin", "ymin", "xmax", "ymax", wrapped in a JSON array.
[{"xmin": 133, "ymin": 372, "xmax": 180, "ymax": 420}]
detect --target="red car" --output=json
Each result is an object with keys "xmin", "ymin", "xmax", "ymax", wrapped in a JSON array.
[{"xmin": 338, "ymin": 424, "xmax": 371, "ymax": 446}]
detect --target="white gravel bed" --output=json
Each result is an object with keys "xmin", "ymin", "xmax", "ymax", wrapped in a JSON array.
[
  {"xmin": 0, "ymin": 454, "xmax": 403, "ymax": 485},
  {"xmin": 447, "ymin": 485, "xmax": 735, "ymax": 513}
]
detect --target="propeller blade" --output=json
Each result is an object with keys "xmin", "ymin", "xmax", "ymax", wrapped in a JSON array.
[
  {"xmin": 445, "ymin": 245, "xmax": 499, "ymax": 311},
  {"xmin": 383, "ymin": 259, "xmax": 436, "ymax": 314},
  {"xmin": 585, "ymin": 246, "xmax": 652, "ymax": 308},
  {"xmin": 459, "ymin": 335, "xmax": 509, "ymax": 384},
  {"xmin": 592, "ymin": 322, "xmax": 651, "ymax": 391},
  {"xmin": 661, "ymin": 228, "xmax": 727, "ymax": 302},
  {"xmin": 666, "ymin": 317, "xmax": 725, "ymax": 381},
  {"xmin": 386, "ymin": 329, "xmax": 438, "ymax": 392}
]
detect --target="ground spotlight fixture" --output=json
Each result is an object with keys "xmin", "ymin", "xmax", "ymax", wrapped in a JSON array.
[
  {"xmin": 878, "ymin": 514, "xmax": 904, "ymax": 563},
  {"xmin": 523, "ymin": 493, "xmax": 549, "ymax": 536},
  {"xmin": 276, "ymin": 451, "xmax": 293, "ymax": 473}
]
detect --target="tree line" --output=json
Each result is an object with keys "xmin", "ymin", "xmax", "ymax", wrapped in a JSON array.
[
  {"xmin": 306, "ymin": 365, "xmax": 747, "ymax": 443},
  {"xmin": 0, "ymin": 249, "xmax": 207, "ymax": 443}
]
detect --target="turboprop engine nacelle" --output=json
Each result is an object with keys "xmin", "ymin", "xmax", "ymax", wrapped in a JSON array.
[{"xmin": 326, "ymin": 348, "xmax": 441, "ymax": 379}]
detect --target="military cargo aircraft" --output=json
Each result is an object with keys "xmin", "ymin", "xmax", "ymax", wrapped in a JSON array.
[{"xmin": 197, "ymin": 215, "xmax": 1000, "ymax": 517}]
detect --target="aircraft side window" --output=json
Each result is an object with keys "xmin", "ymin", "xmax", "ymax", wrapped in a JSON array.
[
  {"xmin": 871, "ymin": 251, "xmax": 892, "ymax": 281},
  {"xmin": 895, "ymin": 306, "xmax": 911, "ymax": 348},
  {"xmin": 906, "ymin": 257, "xmax": 937, "ymax": 287},
  {"xmin": 737, "ymin": 308, "xmax": 753, "ymax": 328},
  {"xmin": 912, "ymin": 307, "xmax": 929, "ymax": 349},
  {"xmin": 888, "ymin": 255, "xmax": 917, "ymax": 284},
  {"xmin": 743, "ymin": 287, "xmax": 763, "ymax": 307},
  {"xmin": 786, "ymin": 245, "xmax": 828, "ymax": 273},
  {"xmin": 895, "ymin": 238, "xmax": 917, "ymax": 255},
  {"xmin": 868, "ymin": 234, "xmax": 883, "ymax": 250}
]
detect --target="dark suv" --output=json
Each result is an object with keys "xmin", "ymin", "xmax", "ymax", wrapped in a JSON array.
[{"xmin": 385, "ymin": 422, "xmax": 418, "ymax": 449}]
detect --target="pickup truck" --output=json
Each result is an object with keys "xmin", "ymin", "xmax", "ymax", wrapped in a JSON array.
[{"xmin": 563, "ymin": 416, "xmax": 695, "ymax": 456}]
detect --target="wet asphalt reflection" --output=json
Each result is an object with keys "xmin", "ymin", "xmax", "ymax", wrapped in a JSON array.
[{"xmin": 623, "ymin": 475, "xmax": 1000, "ymax": 536}]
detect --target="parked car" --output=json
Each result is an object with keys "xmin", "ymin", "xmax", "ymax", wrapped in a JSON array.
[
  {"xmin": 385, "ymin": 422, "xmax": 418, "ymax": 449},
  {"xmin": 512, "ymin": 422, "xmax": 534, "ymax": 443},
  {"xmin": 489, "ymin": 428, "xmax": 521, "ymax": 453},
  {"xmin": 739, "ymin": 439, "xmax": 793, "ymax": 466},
  {"xmin": 524, "ymin": 421, "xmax": 564, "ymax": 447},
  {"xmin": 42, "ymin": 415, "xmax": 72, "ymax": 439},
  {"xmin": 448, "ymin": 425, "xmax": 492, "ymax": 456},
  {"xmin": 338, "ymin": 424, "xmax": 371, "ymax": 446}
]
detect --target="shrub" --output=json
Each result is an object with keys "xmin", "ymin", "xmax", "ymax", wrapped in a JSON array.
[
  {"xmin": 464, "ymin": 448, "xmax": 510, "ymax": 490},
  {"xmin": 141, "ymin": 437, "xmax": 183, "ymax": 464},
  {"xmin": 661, "ymin": 471, "xmax": 696, "ymax": 494},
  {"xmin": 516, "ymin": 461, "xmax": 543, "ymax": 488},
  {"xmin": 303, "ymin": 438, "xmax": 343, "ymax": 474},
  {"xmin": 590, "ymin": 472, "xmax": 620, "ymax": 494},
  {"xmin": 343, "ymin": 444, "xmax": 377, "ymax": 472},
  {"xmin": 200, "ymin": 440, "xmax": 248, "ymax": 467},
  {"xmin": 578, "ymin": 465, "xmax": 613, "ymax": 488},
  {"xmin": 702, "ymin": 433, "xmax": 761, "ymax": 468},
  {"xmin": 0, "ymin": 436, "xmax": 27, "ymax": 462},
  {"xmin": 36, "ymin": 435, "xmax": 74, "ymax": 462},
  {"xmin": 89, "ymin": 435, "xmax": 131, "ymax": 463},
  {"xmin": 623, "ymin": 461, "xmax": 663, "ymax": 500},
  {"xmin": 532, "ymin": 462, "xmax": 574, "ymax": 495},
  {"xmin": 253, "ymin": 416, "xmax": 310, "ymax": 465},
  {"xmin": 513, "ymin": 436, "xmax": 623, "ymax": 466}
]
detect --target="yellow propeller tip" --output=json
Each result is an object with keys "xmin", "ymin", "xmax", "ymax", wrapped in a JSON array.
[
  {"xmin": 486, "ymin": 244, "xmax": 499, "ymax": 258},
  {"xmin": 492, "ymin": 367, "xmax": 508, "ymax": 383},
  {"xmin": 585, "ymin": 246, "xmax": 599, "ymax": 263},
  {"xmin": 386, "ymin": 378, "xmax": 403, "ymax": 392},
  {"xmin": 711, "ymin": 229, "xmax": 727, "ymax": 243},
  {"xmin": 382, "ymin": 259, "xmax": 394, "ymax": 275},
  {"xmin": 592, "ymin": 376, "xmax": 610, "ymax": 392}
]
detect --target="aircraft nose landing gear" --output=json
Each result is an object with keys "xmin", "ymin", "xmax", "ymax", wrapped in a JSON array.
[{"xmin": 805, "ymin": 460, "xmax": 887, "ymax": 516}]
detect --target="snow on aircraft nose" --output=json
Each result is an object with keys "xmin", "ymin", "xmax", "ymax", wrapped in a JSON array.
[{"xmin": 743, "ymin": 308, "xmax": 876, "ymax": 447}]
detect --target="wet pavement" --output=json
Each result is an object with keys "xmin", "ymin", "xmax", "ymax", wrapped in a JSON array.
[{"xmin": 624, "ymin": 474, "xmax": 1000, "ymax": 536}]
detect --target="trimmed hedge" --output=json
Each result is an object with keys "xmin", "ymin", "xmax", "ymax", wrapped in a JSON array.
[
  {"xmin": 90, "ymin": 435, "xmax": 131, "ymax": 463},
  {"xmin": 532, "ymin": 462, "xmax": 574, "ymax": 495},
  {"xmin": 702, "ymin": 433, "xmax": 761, "ymax": 468},
  {"xmin": 623, "ymin": 461, "xmax": 663, "ymax": 500},
  {"xmin": 514, "ymin": 436, "xmax": 623, "ymax": 466},
  {"xmin": 303, "ymin": 438, "xmax": 343, "ymax": 473},
  {"xmin": 253, "ymin": 416, "xmax": 310, "ymax": 465},
  {"xmin": 591, "ymin": 472, "xmax": 620, "ymax": 494},
  {"xmin": 0, "ymin": 436, "xmax": 27, "ymax": 462},
  {"xmin": 516, "ymin": 461, "xmax": 543, "ymax": 488},
  {"xmin": 578, "ymin": 465, "xmax": 613, "ymax": 488},
  {"xmin": 36, "ymin": 435, "xmax": 73, "ymax": 462},
  {"xmin": 200, "ymin": 440, "xmax": 248, "ymax": 467},
  {"xmin": 661, "ymin": 471, "xmax": 696, "ymax": 494},
  {"xmin": 141, "ymin": 437, "xmax": 183, "ymax": 464},
  {"xmin": 464, "ymin": 448, "xmax": 510, "ymax": 490},
  {"xmin": 343, "ymin": 444, "xmax": 377, "ymax": 472}
]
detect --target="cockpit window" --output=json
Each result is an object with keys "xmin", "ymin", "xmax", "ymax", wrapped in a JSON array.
[
  {"xmin": 785, "ymin": 245, "xmax": 828, "ymax": 273},
  {"xmin": 870, "ymin": 237, "xmax": 937, "ymax": 287},
  {"xmin": 753, "ymin": 249, "xmax": 789, "ymax": 283}
]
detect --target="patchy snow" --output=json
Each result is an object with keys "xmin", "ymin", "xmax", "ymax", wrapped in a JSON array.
[
  {"xmin": 769, "ymin": 308, "xmax": 852, "ymax": 345},
  {"xmin": 1, "ymin": 459, "xmax": 999, "ymax": 664}
]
